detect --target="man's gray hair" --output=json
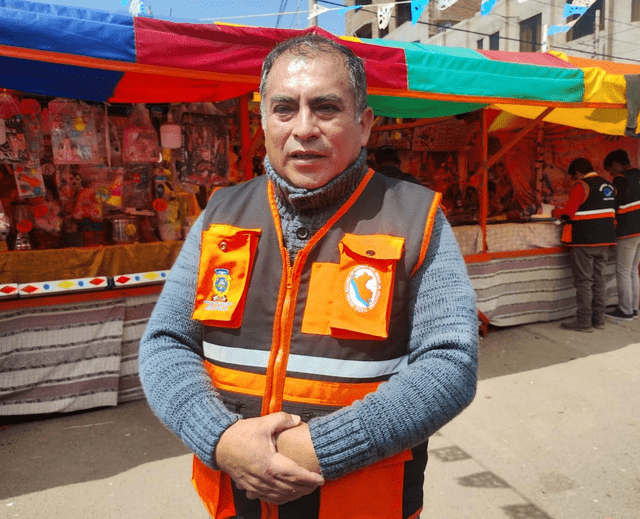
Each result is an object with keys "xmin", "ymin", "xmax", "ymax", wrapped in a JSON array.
[{"xmin": 259, "ymin": 33, "xmax": 368, "ymax": 123}]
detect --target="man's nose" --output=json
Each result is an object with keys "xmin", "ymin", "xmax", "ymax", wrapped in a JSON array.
[{"xmin": 292, "ymin": 108, "xmax": 319, "ymax": 140}]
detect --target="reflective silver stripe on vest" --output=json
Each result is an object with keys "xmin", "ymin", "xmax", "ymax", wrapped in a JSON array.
[
  {"xmin": 619, "ymin": 200, "xmax": 640, "ymax": 211},
  {"xmin": 574, "ymin": 208, "xmax": 615, "ymax": 216},
  {"xmin": 203, "ymin": 341, "xmax": 409, "ymax": 379}
]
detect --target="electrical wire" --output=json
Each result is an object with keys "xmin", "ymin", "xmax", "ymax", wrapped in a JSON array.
[
  {"xmin": 275, "ymin": 0, "xmax": 289, "ymax": 28},
  {"xmin": 290, "ymin": 0, "xmax": 304, "ymax": 28}
]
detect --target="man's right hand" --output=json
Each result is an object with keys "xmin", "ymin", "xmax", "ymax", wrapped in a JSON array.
[{"xmin": 214, "ymin": 412, "xmax": 325, "ymax": 504}]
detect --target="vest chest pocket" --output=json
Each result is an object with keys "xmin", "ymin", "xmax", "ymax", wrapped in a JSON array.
[
  {"xmin": 192, "ymin": 224, "xmax": 261, "ymax": 328},
  {"xmin": 302, "ymin": 233, "xmax": 405, "ymax": 340}
]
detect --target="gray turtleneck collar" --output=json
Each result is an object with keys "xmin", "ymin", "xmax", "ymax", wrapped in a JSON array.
[{"xmin": 264, "ymin": 148, "xmax": 369, "ymax": 261}]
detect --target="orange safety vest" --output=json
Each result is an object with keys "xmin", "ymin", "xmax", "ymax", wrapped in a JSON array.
[
  {"xmin": 561, "ymin": 174, "xmax": 616, "ymax": 246},
  {"xmin": 191, "ymin": 170, "xmax": 440, "ymax": 519}
]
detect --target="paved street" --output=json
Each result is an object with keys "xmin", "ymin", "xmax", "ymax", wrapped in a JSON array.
[{"xmin": 1, "ymin": 315, "xmax": 639, "ymax": 518}]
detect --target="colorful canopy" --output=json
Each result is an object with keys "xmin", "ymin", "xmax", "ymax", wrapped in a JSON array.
[{"xmin": 0, "ymin": 0, "xmax": 636, "ymax": 135}]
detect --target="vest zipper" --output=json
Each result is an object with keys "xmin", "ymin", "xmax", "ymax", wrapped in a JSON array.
[{"xmin": 267, "ymin": 260, "xmax": 297, "ymax": 414}]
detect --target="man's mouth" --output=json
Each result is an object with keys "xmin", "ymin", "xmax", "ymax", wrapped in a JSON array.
[{"xmin": 290, "ymin": 152, "xmax": 324, "ymax": 160}]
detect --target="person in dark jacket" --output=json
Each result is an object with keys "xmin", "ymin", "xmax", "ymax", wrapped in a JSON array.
[
  {"xmin": 553, "ymin": 158, "xmax": 616, "ymax": 331},
  {"xmin": 374, "ymin": 146, "xmax": 422, "ymax": 185},
  {"xmin": 604, "ymin": 149, "xmax": 640, "ymax": 321}
]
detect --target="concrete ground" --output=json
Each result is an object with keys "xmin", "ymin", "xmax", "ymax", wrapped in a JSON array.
[{"xmin": 1, "ymin": 314, "xmax": 639, "ymax": 519}]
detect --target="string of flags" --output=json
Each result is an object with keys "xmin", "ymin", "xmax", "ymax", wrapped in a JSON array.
[
  {"xmin": 481, "ymin": 0, "xmax": 597, "ymax": 39},
  {"xmin": 120, "ymin": 0, "xmax": 147, "ymax": 17},
  {"xmin": 119, "ymin": 1, "xmax": 432, "ymax": 28},
  {"xmin": 548, "ymin": 0, "xmax": 597, "ymax": 35},
  {"xmin": 307, "ymin": 3, "xmax": 330, "ymax": 20},
  {"xmin": 335, "ymin": 1, "xmax": 431, "ymax": 26},
  {"xmin": 377, "ymin": 3, "xmax": 394, "ymax": 30},
  {"xmin": 120, "ymin": 0, "xmax": 601, "ymax": 45}
]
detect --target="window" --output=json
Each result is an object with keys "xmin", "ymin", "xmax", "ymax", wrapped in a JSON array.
[
  {"xmin": 520, "ymin": 13, "xmax": 541, "ymax": 52},
  {"xmin": 356, "ymin": 0, "xmax": 372, "ymax": 5},
  {"xmin": 477, "ymin": 38, "xmax": 484, "ymax": 50},
  {"xmin": 567, "ymin": 0, "xmax": 605, "ymax": 41},
  {"xmin": 397, "ymin": 2, "xmax": 412, "ymax": 24},
  {"xmin": 380, "ymin": 25, "xmax": 389, "ymax": 38},
  {"xmin": 355, "ymin": 23, "xmax": 372, "ymax": 39},
  {"xmin": 633, "ymin": 0, "xmax": 640, "ymax": 22},
  {"xmin": 489, "ymin": 32, "xmax": 499, "ymax": 50}
]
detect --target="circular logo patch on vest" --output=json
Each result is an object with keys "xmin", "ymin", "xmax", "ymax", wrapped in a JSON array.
[{"xmin": 345, "ymin": 265, "xmax": 381, "ymax": 313}]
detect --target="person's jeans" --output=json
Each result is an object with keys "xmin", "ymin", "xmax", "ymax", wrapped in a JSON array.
[
  {"xmin": 615, "ymin": 235, "xmax": 640, "ymax": 315},
  {"xmin": 570, "ymin": 246, "xmax": 610, "ymax": 326}
]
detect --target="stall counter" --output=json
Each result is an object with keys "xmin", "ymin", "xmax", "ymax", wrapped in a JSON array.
[
  {"xmin": 0, "ymin": 240, "xmax": 184, "ymax": 284},
  {"xmin": 0, "ymin": 241, "xmax": 184, "ymax": 416}
]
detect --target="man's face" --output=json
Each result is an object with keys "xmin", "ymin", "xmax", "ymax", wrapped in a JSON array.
[{"xmin": 262, "ymin": 51, "xmax": 373, "ymax": 189}]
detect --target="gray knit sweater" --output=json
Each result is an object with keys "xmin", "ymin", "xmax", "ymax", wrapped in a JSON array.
[{"xmin": 139, "ymin": 150, "xmax": 478, "ymax": 480}]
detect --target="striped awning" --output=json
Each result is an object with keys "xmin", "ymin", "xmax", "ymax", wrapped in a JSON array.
[{"xmin": 0, "ymin": 0, "xmax": 635, "ymax": 134}]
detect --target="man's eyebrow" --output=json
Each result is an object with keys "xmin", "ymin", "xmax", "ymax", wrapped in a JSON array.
[
  {"xmin": 310, "ymin": 94, "xmax": 343, "ymax": 105},
  {"xmin": 269, "ymin": 95, "xmax": 295, "ymax": 104}
]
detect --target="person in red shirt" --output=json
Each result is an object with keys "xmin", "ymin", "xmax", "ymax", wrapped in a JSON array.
[{"xmin": 553, "ymin": 158, "xmax": 616, "ymax": 331}]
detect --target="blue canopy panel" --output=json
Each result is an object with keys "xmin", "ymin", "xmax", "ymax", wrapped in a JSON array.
[
  {"xmin": 0, "ymin": 0, "xmax": 135, "ymax": 62},
  {"xmin": 0, "ymin": 55, "xmax": 123, "ymax": 100}
]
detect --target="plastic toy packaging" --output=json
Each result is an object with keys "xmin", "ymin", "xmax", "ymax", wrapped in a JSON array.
[
  {"xmin": 180, "ymin": 111, "xmax": 229, "ymax": 186},
  {"xmin": 14, "ymin": 160, "xmax": 46, "ymax": 198},
  {"xmin": 123, "ymin": 163, "xmax": 152, "ymax": 210},
  {"xmin": 31, "ymin": 196, "xmax": 63, "ymax": 234},
  {"xmin": 49, "ymin": 98, "xmax": 100, "ymax": 164},
  {"xmin": 123, "ymin": 103, "xmax": 160, "ymax": 163},
  {"xmin": 0, "ymin": 117, "xmax": 28, "ymax": 164},
  {"xmin": 0, "ymin": 200, "xmax": 10, "ymax": 248}
]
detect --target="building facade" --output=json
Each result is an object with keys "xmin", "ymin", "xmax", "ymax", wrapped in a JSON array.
[{"xmin": 345, "ymin": 0, "xmax": 640, "ymax": 64}]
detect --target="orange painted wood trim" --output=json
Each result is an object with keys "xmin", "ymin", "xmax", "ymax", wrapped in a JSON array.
[
  {"xmin": 0, "ymin": 44, "xmax": 259, "ymax": 84},
  {"xmin": 367, "ymin": 86, "xmax": 626, "ymax": 109},
  {"xmin": 0, "ymin": 284, "xmax": 163, "ymax": 311}
]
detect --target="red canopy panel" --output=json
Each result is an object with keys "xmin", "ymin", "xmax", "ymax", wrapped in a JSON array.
[{"xmin": 133, "ymin": 20, "xmax": 408, "ymax": 95}]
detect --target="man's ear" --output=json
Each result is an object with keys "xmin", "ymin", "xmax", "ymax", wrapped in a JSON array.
[{"xmin": 359, "ymin": 107, "xmax": 375, "ymax": 147}]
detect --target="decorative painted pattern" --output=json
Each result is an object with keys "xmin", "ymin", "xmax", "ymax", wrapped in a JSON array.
[
  {"xmin": 112, "ymin": 270, "xmax": 169, "ymax": 287},
  {"xmin": 0, "ymin": 283, "xmax": 19, "ymax": 298},
  {"xmin": 18, "ymin": 277, "xmax": 108, "ymax": 297}
]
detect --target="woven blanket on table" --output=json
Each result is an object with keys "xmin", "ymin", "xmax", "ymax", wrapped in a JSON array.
[
  {"xmin": 0, "ymin": 300, "xmax": 126, "ymax": 415},
  {"xmin": 118, "ymin": 294, "xmax": 157, "ymax": 404},
  {"xmin": 468, "ymin": 252, "xmax": 617, "ymax": 327}
]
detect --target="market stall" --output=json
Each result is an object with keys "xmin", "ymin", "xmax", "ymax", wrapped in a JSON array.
[
  {"xmin": 1, "ymin": 0, "xmax": 639, "ymax": 414},
  {"xmin": 366, "ymin": 109, "xmax": 639, "ymax": 327}
]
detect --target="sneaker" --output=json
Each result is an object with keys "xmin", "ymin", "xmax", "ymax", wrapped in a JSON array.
[
  {"xmin": 634, "ymin": 310, "xmax": 638, "ymax": 319},
  {"xmin": 605, "ymin": 308, "xmax": 634, "ymax": 321},
  {"xmin": 560, "ymin": 320, "xmax": 593, "ymax": 332}
]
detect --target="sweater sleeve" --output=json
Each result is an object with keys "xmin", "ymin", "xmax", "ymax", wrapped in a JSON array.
[
  {"xmin": 308, "ymin": 209, "xmax": 479, "ymax": 480},
  {"xmin": 138, "ymin": 213, "xmax": 241, "ymax": 468},
  {"xmin": 552, "ymin": 182, "xmax": 586, "ymax": 219}
]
